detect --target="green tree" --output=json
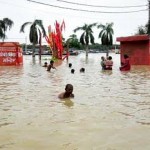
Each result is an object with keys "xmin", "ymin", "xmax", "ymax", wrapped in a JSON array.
[
  {"xmin": 97, "ymin": 22, "xmax": 114, "ymax": 56},
  {"xmin": 0, "ymin": 18, "xmax": 14, "ymax": 42},
  {"xmin": 136, "ymin": 25, "xmax": 147, "ymax": 35},
  {"xmin": 135, "ymin": 23, "xmax": 148, "ymax": 35},
  {"xmin": 74, "ymin": 23, "xmax": 97, "ymax": 57},
  {"xmin": 66, "ymin": 34, "xmax": 80, "ymax": 49},
  {"xmin": 20, "ymin": 19, "xmax": 46, "ymax": 57}
]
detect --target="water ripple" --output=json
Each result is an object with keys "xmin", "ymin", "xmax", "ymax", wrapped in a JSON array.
[{"xmin": 0, "ymin": 54, "xmax": 150, "ymax": 149}]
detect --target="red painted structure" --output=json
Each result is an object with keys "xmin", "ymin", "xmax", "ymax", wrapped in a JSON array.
[
  {"xmin": 116, "ymin": 35, "xmax": 150, "ymax": 65},
  {"xmin": 0, "ymin": 42, "xmax": 23, "ymax": 66}
]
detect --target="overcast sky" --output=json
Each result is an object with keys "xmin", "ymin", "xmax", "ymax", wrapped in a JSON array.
[{"xmin": 0, "ymin": 0, "xmax": 148, "ymax": 44}]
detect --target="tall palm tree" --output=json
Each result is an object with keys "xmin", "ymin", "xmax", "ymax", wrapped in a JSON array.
[
  {"xmin": 97, "ymin": 22, "xmax": 114, "ymax": 56},
  {"xmin": 0, "ymin": 18, "xmax": 14, "ymax": 42},
  {"xmin": 20, "ymin": 19, "xmax": 46, "ymax": 57},
  {"xmin": 74, "ymin": 23, "xmax": 97, "ymax": 57}
]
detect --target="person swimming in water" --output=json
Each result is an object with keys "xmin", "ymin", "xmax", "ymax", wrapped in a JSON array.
[
  {"xmin": 58, "ymin": 84, "xmax": 74, "ymax": 99},
  {"xmin": 80, "ymin": 68, "xmax": 85, "ymax": 73},
  {"xmin": 71, "ymin": 69, "xmax": 75, "ymax": 74},
  {"xmin": 68, "ymin": 63, "xmax": 72, "ymax": 68},
  {"xmin": 47, "ymin": 60, "xmax": 56, "ymax": 71},
  {"xmin": 42, "ymin": 62, "xmax": 48, "ymax": 67}
]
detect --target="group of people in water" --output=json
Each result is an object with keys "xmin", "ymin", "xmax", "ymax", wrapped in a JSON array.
[
  {"xmin": 43, "ymin": 61, "xmax": 85, "ymax": 74},
  {"xmin": 101, "ymin": 56, "xmax": 113, "ymax": 70},
  {"xmin": 42, "ymin": 54, "xmax": 131, "ymax": 99},
  {"xmin": 42, "ymin": 60, "xmax": 84, "ymax": 99},
  {"xmin": 42, "ymin": 60, "xmax": 56, "ymax": 72},
  {"xmin": 68, "ymin": 63, "xmax": 85, "ymax": 74},
  {"xmin": 57, "ymin": 63, "xmax": 85, "ymax": 99},
  {"xmin": 101, "ymin": 54, "xmax": 131, "ymax": 71}
]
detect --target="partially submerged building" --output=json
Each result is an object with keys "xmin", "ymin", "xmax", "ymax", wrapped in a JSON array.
[
  {"xmin": 0, "ymin": 42, "xmax": 23, "ymax": 66},
  {"xmin": 117, "ymin": 35, "xmax": 150, "ymax": 65}
]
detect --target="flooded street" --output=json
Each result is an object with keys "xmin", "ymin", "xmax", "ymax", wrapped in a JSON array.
[{"xmin": 0, "ymin": 53, "xmax": 150, "ymax": 150}]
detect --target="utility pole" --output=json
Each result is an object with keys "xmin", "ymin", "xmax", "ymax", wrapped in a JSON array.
[
  {"xmin": 148, "ymin": 0, "xmax": 150, "ymax": 34},
  {"xmin": 25, "ymin": 36, "xmax": 27, "ymax": 52},
  {"xmin": 148, "ymin": 0, "xmax": 150, "ymax": 54}
]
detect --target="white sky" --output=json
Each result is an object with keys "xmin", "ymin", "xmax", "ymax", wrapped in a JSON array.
[{"xmin": 0, "ymin": 0, "xmax": 148, "ymax": 44}]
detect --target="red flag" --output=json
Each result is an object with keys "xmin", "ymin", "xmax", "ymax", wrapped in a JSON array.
[{"xmin": 61, "ymin": 20, "xmax": 65, "ymax": 31}]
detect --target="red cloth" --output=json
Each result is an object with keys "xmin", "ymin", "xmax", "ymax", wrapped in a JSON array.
[
  {"xmin": 120, "ymin": 58, "xmax": 131, "ymax": 71},
  {"xmin": 105, "ymin": 60, "xmax": 113, "ymax": 70}
]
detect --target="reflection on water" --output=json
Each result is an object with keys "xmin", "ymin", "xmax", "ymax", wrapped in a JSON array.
[
  {"xmin": 62, "ymin": 99, "xmax": 74, "ymax": 108},
  {"xmin": 0, "ymin": 53, "xmax": 150, "ymax": 150}
]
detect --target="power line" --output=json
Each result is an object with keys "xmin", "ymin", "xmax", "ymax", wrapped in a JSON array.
[
  {"xmin": 27, "ymin": 0, "xmax": 147, "ymax": 14},
  {"xmin": 56, "ymin": 0, "xmax": 147, "ymax": 8},
  {"xmin": 1, "ymin": 0, "xmax": 142, "ymax": 21},
  {"xmin": 5, "ymin": 38, "xmax": 26, "ymax": 39}
]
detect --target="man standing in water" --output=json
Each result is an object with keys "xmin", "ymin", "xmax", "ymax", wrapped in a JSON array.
[
  {"xmin": 100, "ymin": 56, "xmax": 106, "ymax": 70},
  {"xmin": 58, "ymin": 84, "xmax": 74, "ymax": 99}
]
